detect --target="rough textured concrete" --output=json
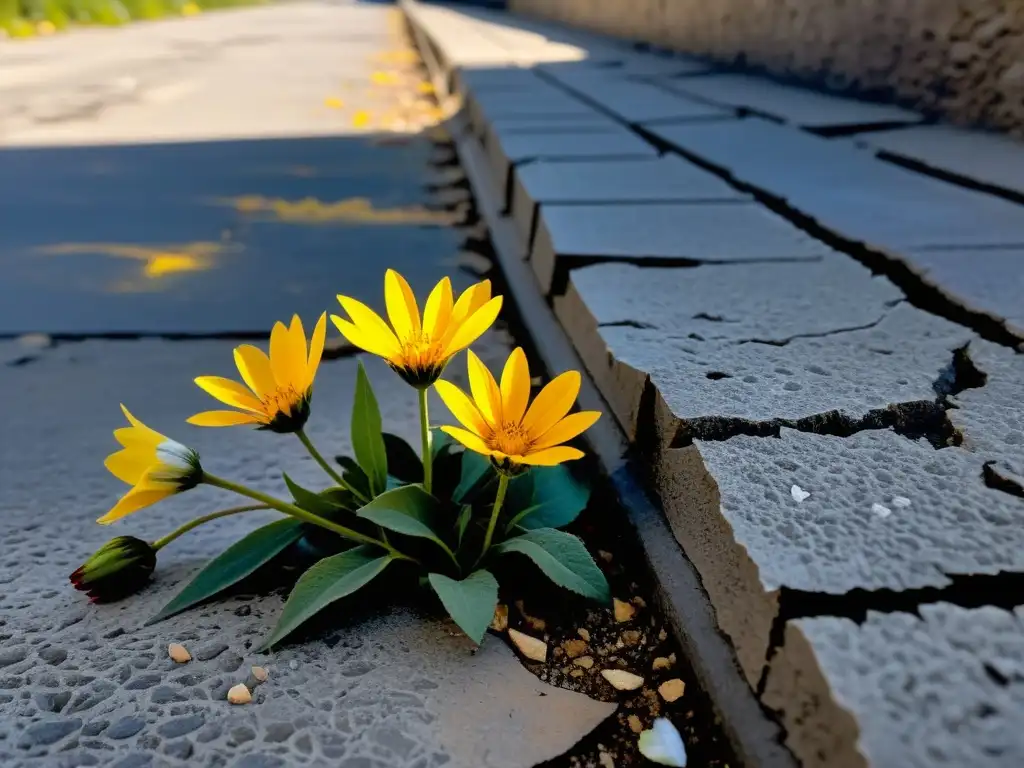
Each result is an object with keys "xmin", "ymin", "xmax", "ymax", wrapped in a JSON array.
[
  {"xmin": 763, "ymin": 604, "xmax": 1024, "ymax": 768},
  {"xmin": 511, "ymin": 156, "xmax": 746, "ymax": 245},
  {"xmin": 466, "ymin": 82, "xmax": 599, "ymax": 135},
  {"xmin": 531, "ymin": 201, "xmax": 829, "ymax": 293},
  {"xmin": 860, "ymin": 124, "xmax": 1024, "ymax": 198},
  {"xmin": 510, "ymin": 0, "xmax": 1024, "ymax": 136},
  {"xmin": 659, "ymin": 74, "xmax": 921, "ymax": 129},
  {"xmin": 655, "ymin": 428, "xmax": 1024, "ymax": 687}
]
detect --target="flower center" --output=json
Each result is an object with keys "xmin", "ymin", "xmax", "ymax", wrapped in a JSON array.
[
  {"xmin": 400, "ymin": 332, "xmax": 445, "ymax": 370},
  {"xmin": 489, "ymin": 422, "xmax": 531, "ymax": 457},
  {"xmin": 262, "ymin": 386, "xmax": 301, "ymax": 417}
]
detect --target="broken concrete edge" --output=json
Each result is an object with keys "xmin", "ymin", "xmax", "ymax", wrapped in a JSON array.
[{"xmin": 400, "ymin": 5, "xmax": 798, "ymax": 766}]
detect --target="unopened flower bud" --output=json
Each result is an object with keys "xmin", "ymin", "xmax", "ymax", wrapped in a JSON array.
[{"xmin": 69, "ymin": 536, "xmax": 156, "ymax": 603}]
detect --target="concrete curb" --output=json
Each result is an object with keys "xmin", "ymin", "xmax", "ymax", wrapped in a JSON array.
[{"xmin": 402, "ymin": 3, "xmax": 798, "ymax": 766}]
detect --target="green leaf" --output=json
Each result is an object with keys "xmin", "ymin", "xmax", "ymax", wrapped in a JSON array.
[
  {"xmin": 352, "ymin": 361, "xmax": 387, "ymax": 497},
  {"xmin": 428, "ymin": 570, "xmax": 498, "ymax": 645},
  {"xmin": 455, "ymin": 505, "xmax": 473, "ymax": 546},
  {"xmin": 518, "ymin": 467, "xmax": 590, "ymax": 530},
  {"xmin": 356, "ymin": 486, "xmax": 456, "ymax": 564},
  {"xmin": 336, "ymin": 456, "xmax": 372, "ymax": 501},
  {"xmin": 383, "ymin": 432, "xmax": 423, "ymax": 483},
  {"xmin": 283, "ymin": 473, "xmax": 342, "ymax": 516},
  {"xmin": 148, "ymin": 519, "xmax": 304, "ymax": 624},
  {"xmin": 260, "ymin": 545, "xmax": 391, "ymax": 650},
  {"xmin": 494, "ymin": 528, "xmax": 609, "ymax": 603},
  {"xmin": 453, "ymin": 450, "xmax": 493, "ymax": 503},
  {"xmin": 431, "ymin": 428, "xmax": 453, "ymax": 458}
]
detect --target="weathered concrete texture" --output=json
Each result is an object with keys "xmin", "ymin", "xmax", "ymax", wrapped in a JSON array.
[
  {"xmin": 486, "ymin": 127, "xmax": 658, "ymax": 212},
  {"xmin": 860, "ymin": 124, "xmax": 1024, "ymax": 199},
  {"xmin": 763, "ymin": 604, "xmax": 1024, "ymax": 768},
  {"xmin": 539, "ymin": 70, "xmax": 733, "ymax": 124},
  {"xmin": 659, "ymin": 73, "xmax": 921, "ymax": 129},
  {"xmin": 950, "ymin": 339, "xmax": 1024, "ymax": 493},
  {"xmin": 510, "ymin": 156, "xmax": 746, "ymax": 245},
  {"xmin": 646, "ymin": 118, "xmax": 1024, "ymax": 250},
  {"xmin": 530, "ymin": 200, "xmax": 830, "ymax": 293},
  {"xmin": 0, "ymin": 334, "xmax": 617, "ymax": 767},
  {"xmin": 467, "ymin": 84, "xmax": 601, "ymax": 135},
  {"xmin": 510, "ymin": 0, "xmax": 1024, "ymax": 136},
  {"xmin": 654, "ymin": 428, "xmax": 1024, "ymax": 687}
]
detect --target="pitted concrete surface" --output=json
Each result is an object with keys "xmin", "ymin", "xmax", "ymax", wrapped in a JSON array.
[
  {"xmin": 405, "ymin": 2, "xmax": 1024, "ymax": 765},
  {"xmin": 659, "ymin": 74, "xmax": 921, "ymax": 129},
  {"xmin": 2, "ymin": 3, "xmax": 619, "ymax": 765},
  {"xmin": 763, "ymin": 604, "xmax": 1024, "ymax": 768}
]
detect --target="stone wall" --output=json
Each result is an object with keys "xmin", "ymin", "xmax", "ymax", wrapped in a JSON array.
[{"xmin": 509, "ymin": 0, "xmax": 1024, "ymax": 135}]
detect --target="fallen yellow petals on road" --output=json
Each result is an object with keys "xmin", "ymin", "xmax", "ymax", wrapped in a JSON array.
[
  {"xmin": 221, "ymin": 195, "xmax": 457, "ymax": 226},
  {"xmin": 323, "ymin": 96, "xmax": 344, "ymax": 109}
]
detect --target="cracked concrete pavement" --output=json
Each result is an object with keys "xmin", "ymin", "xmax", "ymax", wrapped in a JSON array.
[
  {"xmin": 0, "ymin": 3, "xmax": 620, "ymax": 766},
  {"xmin": 404, "ymin": 1, "xmax": 1024, "ymax": 766}
]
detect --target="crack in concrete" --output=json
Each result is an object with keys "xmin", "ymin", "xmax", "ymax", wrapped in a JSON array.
[
  {"xmin": 598, "ymin": 320, "xmax": 657, "ymax": 330},
  {"xmin": 735, "ymin": 313, "xmax": 890, "ymax": 347}
]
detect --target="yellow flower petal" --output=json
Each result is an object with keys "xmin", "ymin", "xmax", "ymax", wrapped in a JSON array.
[
  {"xmin": 331, "ymin": 315, "xmax": 401, "ymax": 360},
  {"xmin": 443, "ymin": 295, "xmax": 502, "ymax": 357},
  {"xmin": 97, "ymin": 488, "xmax": 173, "ymax": 524},
  {"xmin": 269, "ymin": 320, "xmax": 291, "ymax": 389},
  {"xmin": 287, "ymin": 314, "xmax": 309, "ymax": 389},
  {"xmin": 307, "ymin": 312, "xmax": 327, "ymax": 383},
  {"xmin": 422, "ymin": 277, "xmax": 453, "ymax": 340},
  {"xmin": 519, "ymin": 446, "xmax": 585, "ymax": 466},
  {"xmin": 104, "ymin": 448, "xmax": 150, "ymax": 485},
  {"xmin": 434, "ymin": 379, "xmax": 488, "ymax": 437},
  {"xmin": 522, "ymin": 371, "xmax": 581, "ymax": 439},
  {"xmin": 532, "ymin": 410, "xmax": 601, "ymax": 451},
  {"xmin": 118, "ymin": 404, "xmax": 163, "ymax": 448},
  {"xmin": 234, "ymin": 345, "xmax": 276, "ymax": 399},
  {"xmin": 384, "ymin": 269, "xmax": 420, "ymax": 341},
  {"xmin": 336, "ymin": 296, "xmax": 402, "ymax": 359},
  {"xmin": 450, "ymin": 279, "xmax": 491, "ymax": 325},
  {"xmin": 194, "ymin": 376, "xmax": 263, "ymax": 413},
  {"xmin": 467, "ymin": 349, "xmax": 502, "ymax": 426},
  {"xmin": 440, "ymin": 425, "xmax": 493, "ymax": 456},
  {"xmin": 500, "ymin": 347, "xmax": 531, "ymax": 425},
  {"xmin": 187, "ymin": 410, "xmax": 263, "ymax": 427}
]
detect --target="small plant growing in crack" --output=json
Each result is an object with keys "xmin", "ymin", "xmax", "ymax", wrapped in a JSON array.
[{"xmin": 69, "ymin": 269, "xmax": 608, "ymax": 648}]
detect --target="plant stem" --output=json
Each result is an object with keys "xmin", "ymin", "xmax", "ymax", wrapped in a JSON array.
[
  {"xmin": 295, "ymin": 429, "xmax": 368, "ymax": 503},
  {"xmin": 418, "ymin": 387, "xmax": 432, "ymax": 495},
  {"xmin": 478, "ymin": 474, "xmax": 510, "ymax": 564},
  {"xmin": 152, "ymin": 505, "xmax": 269, "ymax": 551},
  {"xmin": 202, "ymin": 472, "xmax": 414, "ymax": 562}
]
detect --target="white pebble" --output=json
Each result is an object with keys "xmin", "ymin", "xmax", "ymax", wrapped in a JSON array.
[
  {"xmin": 891, "ymin": 496, "xmax": 911, "ymax": 508},
  {"xmin": 790, "ymin": 485, "xmax": 810, "ymax": 502},
  {"xmin": 601, "ymin": 669, "xmax": 644, "ymax": 691},
  {"xmin": 638, "ymin": 718, "xmax": 687, "ymax": 766},
  {"xmin": 289, "ymin": 660, "xmax": 299, "ymax": 670},
  {"xmin": 227, "ymin": 683, "xmax": 251, "ymax": 704},
  {"xmin": 508, "ymin": 629, "xmax": 548, "ymax": 662},
  {"xmin": 871, "ymin": 503, "xmax": 892, "ymax": 518}
]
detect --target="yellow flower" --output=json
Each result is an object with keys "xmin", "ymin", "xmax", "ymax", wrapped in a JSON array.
[
  {"xmin": 332, "ymin": 270, "xmax": 502, "ymax": 388},
  {"xmin": 435, "ymin": 348, "xmax": 600, "ymax": 473},
  {"xmin": 100, "ymin": 406, "xmax": 202, "ymax": 524},
  {"xmin": 188, "ymin": 313, "xmax": 327, "ymax": 433}
]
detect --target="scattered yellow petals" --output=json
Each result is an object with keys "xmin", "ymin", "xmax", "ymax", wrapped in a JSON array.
[
  {"xmin": 323, "ymin": 96, "xmax": 344, "ymax": 109},
  {"xmin": 181, "ymin": 1, "xmax": 201, "ymax": 15},
  {"xmin": 371, "ymin": 71, "xmax": 398, "ymax": 85},
  {"xmin": 352, "ymin": 110, "xmax": 372, "ymax": 128},
  {"xmin": 417, "ymin": 82, "xmax": 435, "ymax": 94}
]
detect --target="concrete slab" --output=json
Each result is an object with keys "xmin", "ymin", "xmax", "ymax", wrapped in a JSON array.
[
  {"xmin": 539, "ymin": 56, "xmax": 713, "ymax": 79},
  {"xmin": 486, "ymin": 129, "xmax": 657, "ymax": 212},
  {"xmin": 0, "ymin": 332, "xmax": 618, "ymax": 767},
  {"xmin": 763, "ymin": 604, "xmax": 1024, "ymax": 768},
  {"xmin": 860, "ymin": 124, "xmax": 1024, "ymax": 199},
  {"xmin": 646, "ymin": 118, "xmax": 1024, "ymax": 251},
  {"xmin": 479, "ymin": 114, "xmax": 623, "ymax": 160},
  {"xmin": 466, "ymin": 83, "xmax": 596, "ymax": 135},
  {"xmin": 547, "ymin": 76, "xmax": 733, "ymax": 123},
  {"xmin": 903, "ymin": 247, "xmax": 1024, "ymax": 338},
  {"xmin": 452, "ymin": 66, "xmax": 547, "ymax": 99},
  {"xmin": 530, "ymin": 201, "xmax": 829, "ymax": 293},
  {"xmin": 950, "ymin": 339, "xmax": 1024, "ymax": 493},
  {"xmin": 510, "ymin": 156, "xmax": 746, "ymax": 245},
  {"xmin": 654, "ymin": 428, "xmax": 1024, "ymax": 685},
  {"xmin": 660, "ymin": 74, "xmax": 921, "ymax": 129}
]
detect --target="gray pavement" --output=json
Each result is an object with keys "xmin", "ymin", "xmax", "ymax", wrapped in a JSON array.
[
  {"xmin": 0, "ymin": 3, "xmax": 618, "ymax": 766},
  {"xmin": 404, "ymin": 2, "xmax": 1024, "ymax": 766}
]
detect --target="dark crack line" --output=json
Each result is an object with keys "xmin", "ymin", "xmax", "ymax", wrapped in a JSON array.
[
  {"xmin": 982, "ymin": 462, "xmax": 1024, "ymax": 499},
  {"xmin": 877, "ymin": 150, "xmax": 1024, "ymax": 209},
  {"xmin": 598, "ymin": 320, "xmax": 657, "ymax": 330},
  {"xmin": 736, "ymin": 314, "xmax": 889, "ymax": 347}
]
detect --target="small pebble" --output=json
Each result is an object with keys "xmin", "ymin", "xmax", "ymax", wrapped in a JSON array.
[
  {"xmin": 632, "ymin": 596, "xmax": 647, "ymax": 609},
  {"xmin": 168, "ymin": 643, "xmax": 191, "ymax": 664},
  {"xmin": 628, "ymin": 714, "xmax": 644, "ymax": 734},
  {"xmin": 892, "ymin": 496, "xmax": 912, "ymax": 508},
  {"xmin": 569, "ymin": 668, "xmax": 584, "ymax": 678},
  {"xmin": 599, "ymin": 750, "xmax": 615, "ymax": 768},
  {"xmin": 251, "ymin": 666, "xmax": 268, "ymax": 683},
  {"xmin": 598, "ymin": 550, "xmax": 613, "ymax": 563},
  {"xmin": 620, "ymin": 630, "xmax": 642, "ymax": 646},
  {"xmin": 577, "ymin": 628, "xmax": 591, "ymax": 642},
  {"xmin": 659, "ymin": 679, "xmax": 686, "ymax": 702},
  {"xmin": 227, "ymin": 684, "xmax": 251, "ymax": 705},
  {"xmin": 289, "ymin": 660, "xmax": 299, "ymax": 670},
  {"xmin": 652, "ymin": 655, "xmax": 675, "ymax": 671},
  {"xmin": 790, "ymin": 484, "xmax": 810, "ymax": 502},
  {"xmin": 490, "ymin": 604, "xmax": 508, "ymax": 632},
  {"xmin": 563, "ymin": 639, "xmax": 588, "ymax": 659},
  {"xmin": 658, "ymin": 629, "xmax": 668, "ymax": 642},
  {"xmin": 601, "ymin": 669, "xmax": 644, "ymax": 691},
  {"xmin": 508, "ymin": 629, "xmax": 547, "ymax": 663},
  {"xmin": 573, "ymin": 656, "xmax": 594, "ymax": 669},
  {"xmin": 613, "ymin": 599, "xmax": 635, "ymax": 623}
]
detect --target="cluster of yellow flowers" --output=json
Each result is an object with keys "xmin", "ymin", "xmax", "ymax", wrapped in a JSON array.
[{"xmin": 100, "ymin": 269, "xmax": 599, "ymax": 525}]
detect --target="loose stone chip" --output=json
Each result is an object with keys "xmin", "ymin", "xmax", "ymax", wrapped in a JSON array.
[
  {"xmin": 167, "ymin": 643, "xmax": 191, "ymax": 663},
  {"xmin": 227, "ymin": 684, "xmax": 252, "ymax": 704},
  {"xmin": 652, "ymin": 656, "xmax": 674, "ymax": 671},
  {"xmin": 508, "ymin": 629, "xmax": 547, "ymax": 662},
  {"xmin": 573, "ymin": 656, "xmax": 594, "ymax": 669},
  {"xmin": 577, "ymin": 628, "xmax": 591, "ymax": 642},
  {"xmin": 613, "ymin": 599, "xmax": 636, "ymax": 622},
  {"xmin": 563, "ymin": 639, "xmax": 588, "ymax": 658},
  {"xmin": 251, "ymin": 666, "xmax": 268, "ymax": 682},
  {"xmin": 490, "ymin": 603, "xmax": 509, "ymax": 632},
  {"xmin": 601, "ymin": 669, "xmax": 645, "ymax": 691},
  {"xmin": 628, "ymin": 714, "xmax": 644, "ymax": 733},
  {"xmin": 659, "ymin": 679, "xmax": 686, "ymax": 702}
]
